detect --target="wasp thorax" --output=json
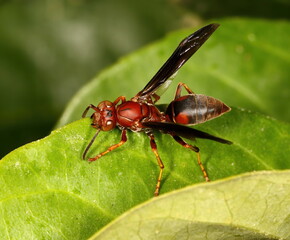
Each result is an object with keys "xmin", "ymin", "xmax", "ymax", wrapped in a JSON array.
[{"xmin": 91, "ymin": 101, "xmax": 117, "ymax": 131}]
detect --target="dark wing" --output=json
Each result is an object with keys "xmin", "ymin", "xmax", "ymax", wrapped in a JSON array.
[
  {"xmin": 134, "ymin": 23, "xmax": 220, "ymax": 102},
  {"xmin": 142, "ymin": 121, "xmax": 232, "ymax": 145}
]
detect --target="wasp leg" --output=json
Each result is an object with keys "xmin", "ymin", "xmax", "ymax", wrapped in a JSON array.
[
  {"xmin": 171, "ymin": 134, "xmax": 210, "ymax": 182},
  {"xmin": 88, "ymin": 129, "xmax": 127, "ymax": 162},
  {"xmin": 174, "ymin": 82, "xmax": 195, "ymax": 99},
  {"xmin": 147, "ymin": 132, "xmax": 164, "ymax": 196},
  {"xmin": 113, "ymin": 96, "xmax": 126, "ymax": 105},
  {"xmin": 152, "ymin": 93, "xmax": 160, "ymax": 103}
]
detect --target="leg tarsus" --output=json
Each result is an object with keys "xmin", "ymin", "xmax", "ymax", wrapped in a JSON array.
[
  {"xmin": 171, "ymin": 134, "xmax": 210, "ymax": 182},
  {"xmin": 147, "ymin": 132, "xmax": 164, "ymax": 196}
]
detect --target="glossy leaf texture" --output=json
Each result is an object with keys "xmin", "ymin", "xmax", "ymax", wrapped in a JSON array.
[
  {"xmin": 91, "ymin": 171, "xmax": 290, "ymax": 240},
  {"xmin": 56, "ymin": 18, "xmax": 290, "ymax": 128},
  {"xmin": 0, "ymin": 108, "xmax": 289, "ymax": 239}
]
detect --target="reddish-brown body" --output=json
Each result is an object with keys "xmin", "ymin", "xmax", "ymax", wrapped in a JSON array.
[
  {"xmin": 116, "ymin": 101, "xmax": 165, "ymax": 131},
  {"xmin": 82, "ymin": 23, "xmax": 232, "ymax": 196}
]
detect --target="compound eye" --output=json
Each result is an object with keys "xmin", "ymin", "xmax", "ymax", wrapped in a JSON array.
[
  {"xmin": 103, "ymin": 101, "xmax": 113, "ymax": 109},
  {"xmin": 106, "ymin": 102, "xmax": 113, "ymax": 108},
  {"xmin": 102, "ymin": 120, "xmax": 115, "ymax": 131}
]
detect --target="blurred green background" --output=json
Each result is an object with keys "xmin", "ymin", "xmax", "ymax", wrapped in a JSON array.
[{"xmin": 1, "ymin": 0, "xmax": 290, "ymax": 158}]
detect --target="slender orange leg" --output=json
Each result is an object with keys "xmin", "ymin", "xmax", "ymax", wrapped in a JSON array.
[
  {"xmin": 88, "ymin": 129, "xmax": 127, "ymax": 162},
  {"xmin": 174, "ymin": 82, "xmax": 195, "ymax": 99},
  {"xmin": 171, "ymin": 134, "xmax": 210, "ymax": 182},
  {"xmin": 147, "ymin": 132, "xmax": 164, "ymax": 196},
  {"xmin": 113, "ymin": 96, "xmax": 126, "ymax": 105},
  {"xmin": 152, "ymin": 93, "xmax": 161, "ymax": 103}
]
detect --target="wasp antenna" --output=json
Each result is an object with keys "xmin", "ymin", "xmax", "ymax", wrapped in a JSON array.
[
  {"xmin": 82, "ymin": 106, "xmax": 91, "ymax": 118},
  {"xmin": 82, "ymin": 129, "xmax": 101, "ymax": 160},
  {"xmin": 82, "ymin": 104, "xmax": 97, "ymax": 118}
]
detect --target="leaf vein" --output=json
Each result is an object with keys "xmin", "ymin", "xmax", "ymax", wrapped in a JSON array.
[{"xmin": 0, "ymin": 189, "xmax": 115, "ymax": 219}]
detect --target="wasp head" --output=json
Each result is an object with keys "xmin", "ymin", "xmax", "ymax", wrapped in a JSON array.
[
  {"xmin": 91, "ymin": 101, "xmax": 117, "ymax": 131},
  {"xmin": 82, "ymin": 101, "xmax": 117, "ymax": 131}
]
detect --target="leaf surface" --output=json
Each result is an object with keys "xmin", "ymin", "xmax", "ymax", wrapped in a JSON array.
[
  {"xmin": 1, "ymin": 108, "xmax": 289, "ymax": 239},
  {"xmin": 91, "ymin": 171, "xmax": 290, "ymax": 240},
  {"xmin": 1, "ymin": 18, "xmax": 290, "ymax": 239}
]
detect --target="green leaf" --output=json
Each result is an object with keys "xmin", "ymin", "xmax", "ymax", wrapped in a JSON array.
[
  {"xmin": 2, "ymin": 18, "xmax": 290, "ymax": 239},
  {"xmin": 56, "ymin": 18, "xmax": 290, "ymax": 128},
  {"xmin": 91, "ymin": 170, "xmax": 290, "ymax": 240},
  {"xmin": 1, "ymin": 108, "xmax": 289, "ymax": 239}
]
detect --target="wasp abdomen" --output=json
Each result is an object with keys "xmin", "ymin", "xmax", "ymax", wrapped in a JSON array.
[{"xmin": 166, "ymin": 94, "xmax": 230, "ymax": 125}]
